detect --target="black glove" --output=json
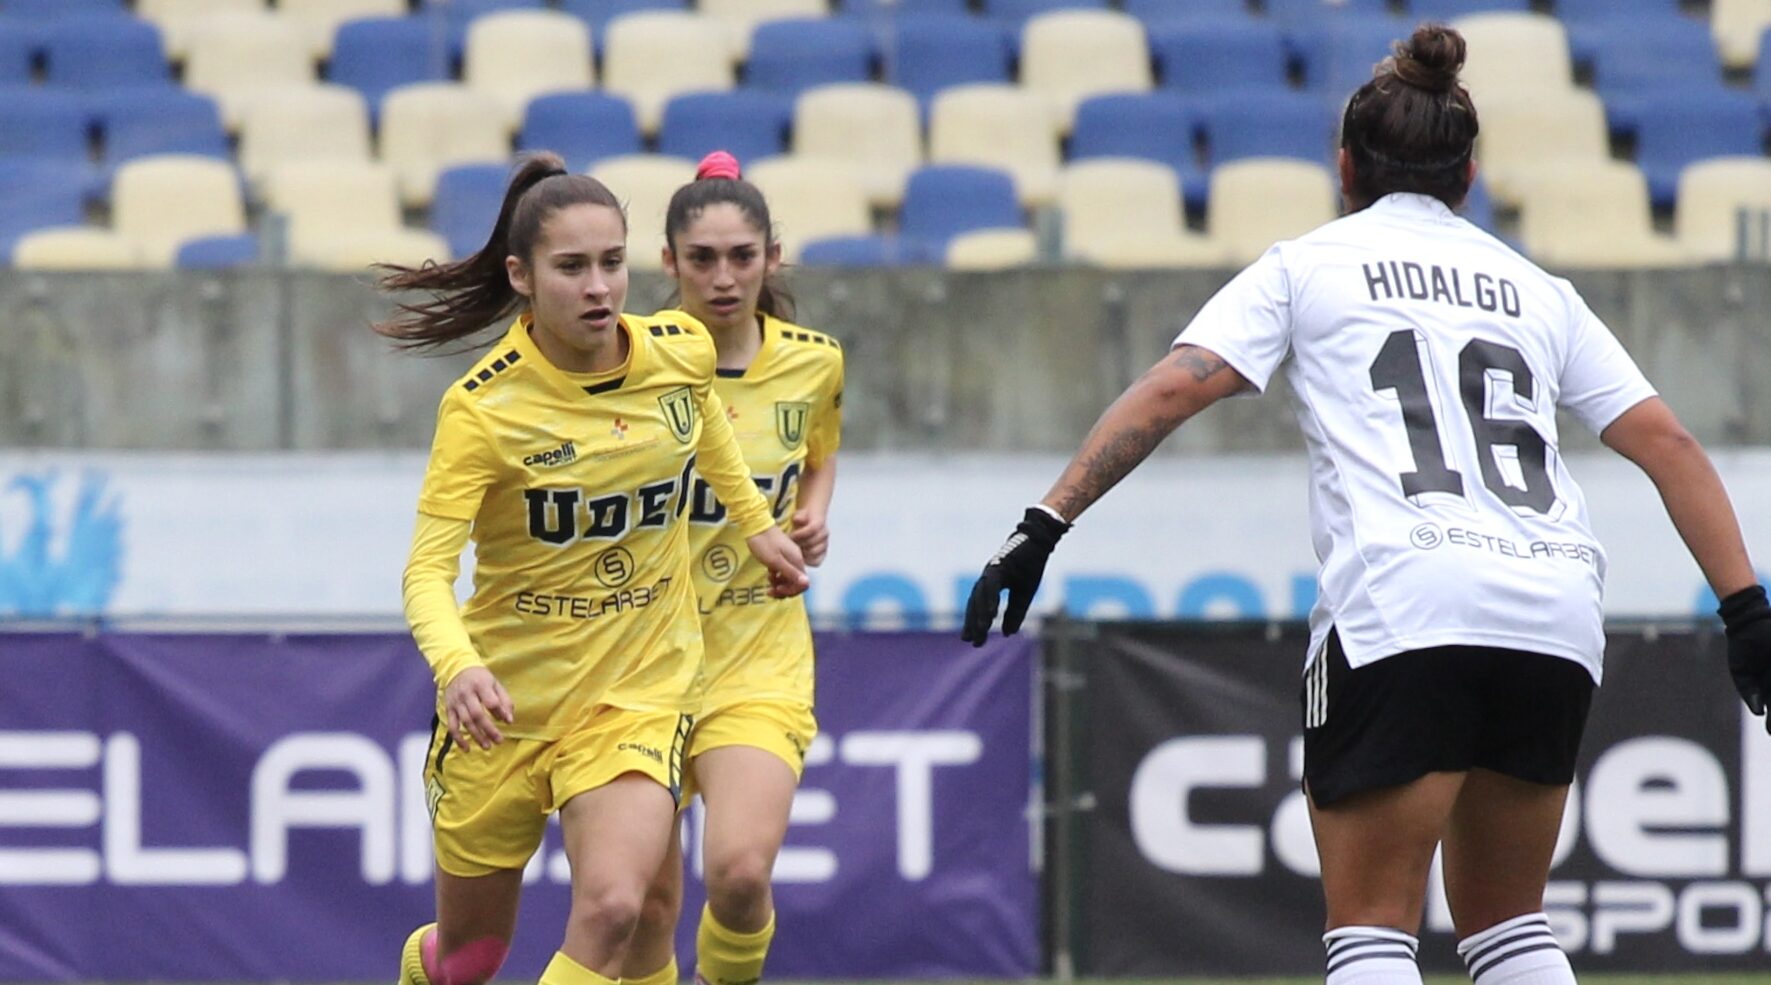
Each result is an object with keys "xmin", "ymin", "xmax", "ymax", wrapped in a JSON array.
[
  {"xmin": 961, "ymin": 506, "xmax": 1071, "ymax": 647},
  {"xmin": 1719, "ymin": 584, "xmax": 1771, "ymax": 732}
]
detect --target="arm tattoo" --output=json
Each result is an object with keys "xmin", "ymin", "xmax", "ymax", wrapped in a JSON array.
[{"xmin": 1169, "ymin": 344, "xmax": 1232, "ymax": 382}]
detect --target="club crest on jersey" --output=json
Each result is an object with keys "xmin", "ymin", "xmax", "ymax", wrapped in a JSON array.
[
  {"xmin": 658, "ymin": 387, "xmax": 695, "ymax": 443},
  {"xmin": 775, "ymin": 401, "xmax": 810, "ymax": 449}
]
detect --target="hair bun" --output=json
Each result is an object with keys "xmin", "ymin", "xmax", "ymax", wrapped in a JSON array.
[
  {"xmin": 1391, "ymin": 23, "xmax": 1465, "ymax": 95},
  {"xmin": 696, "ymin": 151, "xmax": 743, "ymax": 181}
]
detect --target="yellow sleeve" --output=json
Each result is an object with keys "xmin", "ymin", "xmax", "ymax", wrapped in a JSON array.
[
  {"xmin": 416, "ymin": 388, "xmax": 499, "ymax": 522},
  {"xmin": 696, "ymin": 382, "xmax": 775, "ymax": 538},
  {"xmin": 401, "ymin": 512, "xmax": 485, "ymax": 690},
  {"xmin": 806, "ymin": 348, "xmax": 845, "ymax": 468}
]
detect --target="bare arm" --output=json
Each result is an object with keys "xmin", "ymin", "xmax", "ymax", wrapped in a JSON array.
[
  {"xmin": 1601, "ymin": 397, "xmax": 1757, "ymax": 598},
  {"xmin": 791, "ymin": 455, "xmax": 837, "ymax": 566},
  {"xmin": 1041, "ymin": 345, "xmax": 1251, "ymax": 522}
]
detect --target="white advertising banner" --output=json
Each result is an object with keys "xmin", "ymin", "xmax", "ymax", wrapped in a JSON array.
[{"xmin": 0, "ymin": 451, "xmax": 1766, "ymax": 621}]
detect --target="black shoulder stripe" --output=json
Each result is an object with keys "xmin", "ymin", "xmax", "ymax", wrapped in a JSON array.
[
  {"xmin": 460, "ymin": 348, "xmax": 524, "ymax": 393},
  {"xmin": 648, "ymin": 323, "xmax": 685, "ymax": 338}
]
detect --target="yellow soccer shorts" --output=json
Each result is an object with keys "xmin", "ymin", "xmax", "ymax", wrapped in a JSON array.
[
  {"xmin": 424, "ymin": 706, "xmax": 692, "ymax": 877},
  {"xmin": 682, "ymin": 699, "xmax": 817, "ymax": 802}
]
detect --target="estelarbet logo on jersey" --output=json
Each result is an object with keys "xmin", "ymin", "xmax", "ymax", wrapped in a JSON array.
[
  {"xmin": 776, "ymin": 401, "xmax": 810, "ymax": 449},
  {"xmin": 658, "ymin": 387, "xmax": 695, "ymax": 443}
]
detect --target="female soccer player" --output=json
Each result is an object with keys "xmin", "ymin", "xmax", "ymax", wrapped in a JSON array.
[
  {"xmin": 377, "ymin": 152, "xmax": 809, "ymax": 985},
  {"xmin": 619, "ymin": 152, "xmax": 843, "ymax": 985},
  {"xmin": 962, "ymin": 24, "xmax": 1771, "ymax": 985}
]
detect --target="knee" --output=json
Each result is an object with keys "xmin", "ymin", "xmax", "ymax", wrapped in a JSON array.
[
  {"xmin": 569, "ymin": 885, "xmax": 647, "ymax": 944},
  {"xmin": 637, "ymin": 877, "xmax": 684, "ymax": 936},
  {"xmin": 434, "ymin": 936, "xmax": 510, "ymax": 985},
  {"xmin": 706, "ymin": 852, "xmax": 773, "ymax": 914}
]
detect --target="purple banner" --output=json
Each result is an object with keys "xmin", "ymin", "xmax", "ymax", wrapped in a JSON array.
[{"xmin": 0, "ymin": 631, "xmax": 1036, "ymax": 981}]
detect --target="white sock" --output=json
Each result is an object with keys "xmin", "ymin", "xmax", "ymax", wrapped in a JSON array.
[
  {"xmin": 1457, "ymin": 912, "xmax": 1575, "ymax": 985},
  {"xmin": 1323, "ymin": 925, "xmax": 1421, "ymax": 985}
]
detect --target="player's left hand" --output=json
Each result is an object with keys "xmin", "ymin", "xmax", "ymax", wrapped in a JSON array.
[
  {"xmin": 1719, "ymin": 585, "xmax": 1771, "ymax": 734},
  {"xmin": 790, "ymin": 509, "xmax": 829, "ymax": 567},
  {"xmin": 960, "ymin": 506, "xmax": 1070, "ymax": 647},
  {"xmin": 747, "ymin": 526, "xmax": 810, "ymax": 598}
]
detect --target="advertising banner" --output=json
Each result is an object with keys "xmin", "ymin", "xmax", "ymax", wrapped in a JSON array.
[
  {"xmin": 0, "ymin": 631, "xmax": 1036, "ymax": 981},
  {"xmin": 1070, "ymin": 623, "xmax": 1769, "ymax": 976}
]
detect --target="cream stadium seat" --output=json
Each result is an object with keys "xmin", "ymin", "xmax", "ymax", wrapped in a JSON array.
[
  {"xmin": 696, "ymin": 0, "xmax": 828, "ymax": 60},
  {"xmin": 1451, "ymin": 12, "xmax": 1574, "ymax": 99},
  {"xmin": 136, "ymin": 0, "xmax": 264, "ymax": 61},
  {"xmin": 602, "ymin": 12, "xmax": 735, "ymax": 134},
  {"xmin": 1713, "ymin": 0, "xmax": 1771, "ymax": 68},
  {"xmin": 1060, "ymin": 159, "xmax": 1226, "ymax": 268},
  {"xmin": 11, "ymin": 228, "xmax": 144, "ymax": 270},
  {"xmin": 378, "ymin": 83, "xmax": 512, "ymax": 208},
  {"xmin": 464, "ymin": 10, "xmax": 595, "ymax": 132},
  {"xmin": 112, "ymin": 155, "xmax": 248, "ymax": 267},
  {"xmin": 1020, "ymin": 10, "xmax": 1152, "ymax": 133},
  {"xmin": 277, "ymin": 0, "xmax": 408, "ymax": 58},
  {"xmin": 1475, "ymin": 89, "xmax": 1610, "ymax": 206},
  {"xmin": 793, "ymin": 83, "xmax": 922, "ymax": 209},
  {"xmin": 945, "ymin": 228, "xmax": 1039, "ymax": 270},
  {"xmin": 590, "ymin": 154, "xmax": 698, "ymax": 271},
  {"xmin": 928, "ymin": 84, "xmax": 1062, "ymax": 207},
  {"xmin": 237, "ymin": 84, "xmax": 372, "ymax": 185},
  {"xmin": 1674, "ymin": 157, "xmax": 1771, "ymax": 262},
  {"xmin": 1206, "ymin": 158, "xmax": 1338, "ymax": 265},
  {"xmin": 745, "ymin": 156, "xmax": 872, "ymax": 263},
  {"xmin": 1516, "ymin": 160, "xmax": 1692, "ymax": 268},
  {"xmin": 183, "ymin": 12, "xmax": 318, "ymax": 128},
  {"xmin": 259, "ymin": 160, "xmax": 447, "ymax": 271}
]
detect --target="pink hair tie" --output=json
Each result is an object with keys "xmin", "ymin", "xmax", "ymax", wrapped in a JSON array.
[{"xmin": 697, "ymin": 151, "xmax": 742, "ymax": 181}]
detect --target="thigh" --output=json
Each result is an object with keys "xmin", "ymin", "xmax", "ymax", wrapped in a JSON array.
[
  {"xmin": 1442, "ymin": 768, "xmax": 1571, "ymax": 938},
  {"xmin": 695, "ymin": 743, "xmax": 801, "ymax": 870},
  {"xmin": 558, "ymin": 772, "xmax": 681, "ymax": 897},
  {"xmin": 1309, "ymin": 771, "xmax": 1465, "ymax": 933}
]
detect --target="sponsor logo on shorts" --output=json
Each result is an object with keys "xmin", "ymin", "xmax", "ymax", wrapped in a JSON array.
[{"xmin": 618, "ymin": 741, "xmax": 664, "ymax": 764}]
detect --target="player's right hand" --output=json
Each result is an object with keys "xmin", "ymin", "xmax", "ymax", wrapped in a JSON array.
[
  {"xmin": 747, "ymin": 526, "xmax": 810, "ymax": 598},
  {"xmin": 1719, "ymin": 584, "xmax": 1771, "ymax": 734},
  {"xmin": 960, "ymin": 506, "xmax": 1070, "ymax": 647},
  {"xmin": 443, "ymin": 666, "xmax": 515, "ymax": 750}
]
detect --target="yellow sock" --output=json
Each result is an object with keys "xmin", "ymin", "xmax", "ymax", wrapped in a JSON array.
[
  {"xmin": 622, "ymin": 956, "xmax": 678, "ymax": 985},
  {"xmin": 694, "ymin": 905, "xmax": 774, "ymax": 985},
  {"xmin": 400, "ymin": 924, "xmax": 435, "ymax": 985},
  {"xmin": 540, "ymin": 951, "xmax": 618, "ymax": 985}
]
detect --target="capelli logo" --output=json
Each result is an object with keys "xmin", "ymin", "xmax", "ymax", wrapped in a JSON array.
[
  {"xmin": 522, "ymin": 442, "xmax": 577, "ymax": 468},
  {"xmin": 618, "ymin": 741, "xmax": 663, "ymax": 764}
]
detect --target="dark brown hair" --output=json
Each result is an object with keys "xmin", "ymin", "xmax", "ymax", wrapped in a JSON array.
[
  {"xmin": 1340, "ymin": 23, "xmax": 1480, "ymax": 210},
  {"xmin": 663, "ymin": 152, "xmax": 796, "ymax": 322},
  {"xmin": 374, "ymin": 153, "xmax": 625, "ymax": 351}
]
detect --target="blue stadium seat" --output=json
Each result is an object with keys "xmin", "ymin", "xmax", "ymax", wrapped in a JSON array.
[
  {"xmin": 745, "ymin": 19, "xmax": 874, "ymax": 98},
  {"xmin": 1149, "ymin": 19, "xmax": 1288, "ymax": 94},
  {"xmin": 43, "ymin": 16, "xmax": 170, "ymax": 92},
  {"xmin": 1758, "ymin": 31, "xmax": 1771, "ymax": 127},
  {"xmin": 1122, "ymin": 0, "xmax": 1251, "ymax": 24},
  {"xmin": 1262, "ymin": 0, "xmax": 1392, "ymax": 21},
  {"xmin": 1290, "ymin": 15, "xmax": 1406, "ymax": 93},
  {"xmin": 329, "ymin": 17, "xmax": 450, "ymax": 123},
  {"xmin": 1587, "ymin": 16, "xmax": 1723, "ymax": 104},
  {"xmin": 898, "ymin": 165, "xmax": 1022, "ymax": 253},
  {"xmin": 1201, "ymin": 90, "xmax": 1336, "ymax": 167},
  {"xmin": 0, "ymin": 20, "xmax": 35, "ymax": 85},
  {"xmin": 175, "ymin": 233, "xmax": 258, "ymax": 270},
  {"xmin": 0, "ymin": 159, "xmax": 87, "ymax": 260},
  {"xmin": 95, "ymin": 89, "xmax": 228, "ymax": 167},
  {"xmin": 1555, "ymin": 0, "xmax": 1682, "ymax": 21},
  {"xmin": 0, "ymin": 0, "xmax": 126, "ymax": 18},
  {"xmin": 419, "ymin": 0, "xmax": 546, "ymax": 55},
  {"xmin": 1069, "ymin": 93, "xmax": 1207, "ymax": 206},
  {"xmin": 1407, "ymin": 0, "xmax": 1530, "ymax": 18},
  {"xmin": 799, "ymin": 234, "xmax": 935, "ymax": 266},
  {"xmin": 519, "ymin": 92, "xmax": 641, "ymax": 173},
  {"xmin": 836, "ymin": 0, "xmax": 970, "ymax": 16},
  {"xmin": 1460, "ymin": 175, "xmax": 1495, "ymax": 234},
  {"xmin": 558, "ymin": 0, "xmax": 685, "ymax": 38},
  {"xmin": 890, "ymin": 15, "xmax": 1014, "ymax": 109},
  {"xmin": 658, "ymin": 92, "xmax": 793, "ymax": 167},
  {"xmin": 980, "ymin": 0, "xmax": 1109, "ymax": 28},
  {"xmin": 0, "ymin": 87, "xmax": 91, "ymax": 163},
  {"xmin": 1630, "ymin": 87, "xmax": 1766, "ymax": 207},
  {"xmin": 432, "ymin": 163, "xmax": 510, "ymax": 260}
]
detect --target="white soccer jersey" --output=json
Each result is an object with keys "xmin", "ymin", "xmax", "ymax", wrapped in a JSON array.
[{"xmin": 1175, "ymin": 193, "xmax": 1656, "ymax": 683}]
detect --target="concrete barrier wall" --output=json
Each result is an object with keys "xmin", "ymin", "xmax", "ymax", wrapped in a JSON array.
[{"xmin": 2, "ymin": 265, "xmax": 1766, "ymax": 451}]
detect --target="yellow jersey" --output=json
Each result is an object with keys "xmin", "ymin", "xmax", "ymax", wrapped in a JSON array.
[
  {"xmin": 413, "ymin": 312, "xmax": 775, "ymax": 739},
  {"xmin": 675, "ymin": 312, "xmax": 844, "ymax": 710}
]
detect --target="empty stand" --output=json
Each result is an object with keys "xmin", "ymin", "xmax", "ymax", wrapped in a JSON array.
[
  {"xmin": 1060, "ymin": 158, "xmax": 1224, "ymax": 268},
  {"xmin": 1453, "ymin": 12, "xmax": 1573, "ymax": 99},
  {"xmin": 1149, "ymin": 18, "xmax": 1288, "ymax": 95},
  {"xmin": 42, "ymin": 15, "xmax": 171, "ymax": 92},
  {"xmin": 602, "ymin": 11, "xmax": 734, "ymax": 133},
  {"xmin": 558, "ymin": 0, "xmax": 687, "ymax": 37},
  {"xmin": 237, "ymin": 84, "xmax": 372, "ymax": 185},
  {"xmin": 1713, "ymin": 0, "xmax": 1771, "ymax": 70},
  {"xmin": 945, "ymin": 228, "xmax": 1039, "ymax": 269},
  {"xmin": 928, "ymin": 83, "xmax": 1061, "ymax": 206},
  {"xmin": 745, "ymin": 18, "xmax": 875, "ymax": 98},
  {"xmin": 183, "ymin": 13, "xmax": 318, "ymax": 128},
  {"xmin": 1516, "ymin": 160, "xmax": 1691, "ymax": 267},
  {"xmin": 518, "ymin": 92, "xmax": 642, "ymax": 173},
  {"xmin": 1475, "ymin": 89, "xmax": 1610, "ymax": 206},
  {"xmin": 327, "ymin": 17, "xmax": 449, "ymax": 120},
  {"xmin": 0, "ymin": 159, "xmax": 88, "ymax": 261},
  {"xmin": 1019, "ymin": 10, "xmax": 1152, "ymax": 130},
  {"xmin": 277, "ymin": 0, "xmax": 407, "ymax": 58},
  {"xmin": 1206, "ymin": 158, "xmax": 1337, "ymax": 264},
  {"xmin": 746, "ymin": 156, "xmax": 872, "ymax": 262},
  {"xmin": 97, "ymin": 88, "xmax": 230, "ymax": 167},
  {"xmin": 1675, "ymin": 156, "xmax": 1771, "ymax": 261},
  {"xmin": 1201, "ymin": 90, "xmax": 1335, "ymax": 167},
  {"xmin": 898, "ymin": 164, "xmax": 1023, "ymax": 254},
  {"xmin": 463, "ymin": 9, "xmax": 594, "ymax": 131},
  {"xmin": 378, "ymin": 82, "xmax": 511, "ymax": 207},
  {"xmin": 11, "ymin": 227, "xmax": 142, "ymax": 269},
  {"xmin": 431, "ymin": 163, "xmax": 511, "ymax": 260},
  {"xmin": 112, "ymin": 154, "xmax": 247, "ymax": 266},
  {"xmin": 135, "ymin": 0, "xmax": 265, "ymax": 62},
  {"xmin": 174, "ymin": 232, "xmax": 257, "ymax": 269},
  {"xmin": 589, "ymin": 153, "xmax": 697, "ymax": 270},
  {"xmin": 657, "ymin": 91, "xmax": 793, "ymax": 170},
  {"xmin": 793, "ymin": 82, "xmax": 923, "ymax": 208},
  {"xmin": 889, "ymin": 14, "xmax": 1013, "ymax": 109},
  {"xmin": 697, "ymin": 0, "xmax": 828, "ymax": 59},
  {"xmin": 1631, "ymin": 87, "xmax": 1765, "ymax": 207},
  {"xmin": 1068, "ymin": 93, "xmax": 1204, "ymax": 206}
]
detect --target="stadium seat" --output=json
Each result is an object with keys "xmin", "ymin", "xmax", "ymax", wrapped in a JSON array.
[
  {"xmin": 183, "ymin": 13, "xmax": 318, "ymax": 128},
  {"xmin": 928, "ymin": 84, "xmax": 1062, "ymax": 206},
  {"xmin": 0, "ymin": 0, "xmax": 127, "ymax": 18},
  {"xmin": 697, "ymin": 0, "xmax": 828, "ymax": 60},
  {"xmin": 799, "ymin": 234, "xmax": 932, "ymax": 266},
  {"xmin": 657, "ymin": 91, "xmax": 793, "ymax": 169},
  {"xmin": 174, "ymin": 232, "xmax": 257, "ymax": 269},
  {"xmin": 1201, "ymin": 90, "xmax": 1335, "ymax": 168},
  {"xmin": 262, "ymin": 159, "xmax": 449, "ymax": 270},
  {"xmin": 1674, "ymin": 157, "xmax": 1771, "ymax": 262},
  {"xmin": 1068, "ymin": 94, "xmax": 1205, "ymax": 207},
  {"xmin": 134, "ymin": 0, "xmax": 264, "ymax": 62},
  {"xmin": 1121, "ymin": 0, "xmax": 1251, "ymax": 23},
  {"xmin": 96, "ymin": 89, "xmax": 229, "ymax": 167},
  {"xmin": 112, "ymin": 154, "xmax": 247, "ymax": 267},
  {"xmin": 1020, "ymin": 10, "xmax": 1152, "ymax": 131},
  {"xmin": 1262, "ymin": 0, "xmax": 1391, "ymax": 21},
  {"xmin": 378, "ymin": 82, "xmax": 512, "ymax": 207},
  {"xmin": 431, "ymin": 163, "xmax": 510, "ymax": 260},
  {"xmin": 793, "ymin": 83, "xmax": 922, "ymax": 208},
  {"xmin": 1555, "ymin": 0, "xmax": 1682, "ymax": 21},
  {"xmin": 979, "ymin": 0, "xmax": 1108, "ymax": 28},
  {"xmin": 1206, "ymin": 157, "xmax": 1337, "ymax": 264},
  {"xmin": 42, "ymin": 16, "xmax": 171, "ymax": 92},
  {"xmin": 898, "ymin": 164, "xmax": 1023, "ymax": 255},
  {"xmin": 327, "ymin": 17, "xmax": 449, "ymax": 122},
  {"xmin": 1059, "ymin": 158, "xmax": 1225, "ymax": 268},
  {"xmin": 1410, "ymin": 0, "xmax": 1530, "ymax": 18},
  {"xmin": 1289, "ymin": 15, "xmax": 1407, "ymax": 94},
  {"xmin": 1453, "ymin": 12, "xmax": 1573, "ymax": 100},
  {"xmin": 0, "ymin": 159, "xmax": 88, "ymax": 260},
  {"xmin": 1585, "ymin": 15, "xmax": 1722, "ymax": 105},
  {"xmin": 275, "ymin": 0, "xmax": 406, "ymax": 58},
  {"xmin": 1713, "ymin": 0, "xmax": 1771, "ymax": 70},
  {"xmin": 889, "ymin": 15, "xmax": 1013, "ymax": 110},
  {"xmin": 746, "ymin": 156, "xmax": 873, "ymax": 262},
  {"xmin": 463, "ymin": 10, "xmax": 595, "ymax": 131},
  {"xmin": 835, "ymin": 0, "xmax": 969, "ymax": 15},
  {"xmin": 589, "ymin": 154, "xmax": 697, "ymax": 270},
  {"xmin": 518, "ymin": 92, "xmax": 641, "ymax": 174},
  {"xmin": 744, "ymin": 19, "xmax": 875, "ymax": 98},
  {"xmin": 418, "ymin": 0, "xmax": 546, "ymax": 54},
  {"xmin": 1515, "ymin": 160, "xmax": 1690, "ymax": 267},
  {"xmin": 1759, "ymin": 32, "xmax": 1771, "ymax": 121},
  {"xmin": 11, "ymin": 227, "xmax": 143, "ymax": 269},
  {"xmin": 946, "ymin": 228, "xmax": 1039, "ymax": 269},
  {"xmin": 1474, "ymin": 89, "xmax": 1610, "ymax": 206},
  {"xmin": 0, "ymin": 87, "xmax": 93, "ymax": 166},
  {"xmin": 237, "ymin": 84, "xmax": 372, "ymax": 185},
  {"xmin": 559, "ymin": 0, "xmax": 687, "ymax": 39},
  {"xmin": 1630, "ymin": 87, "xmax": 1766, "ymax": 207},
  {"xmin": 1460, "ymin": 175, "xmax": 1497, "ymax": 235},
  {"xmin": 602, "ymin": 12, "xmax": 734, "ymax": 133},
  {"xmin": 0, "ymin": 22, "xmax": 32, "ymax": 86},
  {"xmin": 1149, "ymin": 19, "xmax": 1288, "ymax": 95}
]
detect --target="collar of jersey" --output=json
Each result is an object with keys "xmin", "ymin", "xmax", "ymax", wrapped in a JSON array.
[
  {"xmin": 505, "ymin": 312, "xmax": 644, "ymax": 399},
  {"xmin": 715, "ymin": 313, "xmax": 781, "ymax": 380},
  {"xmin": 1370, "ymin": 192, "xmax": 1459, "ymax": 222}
]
